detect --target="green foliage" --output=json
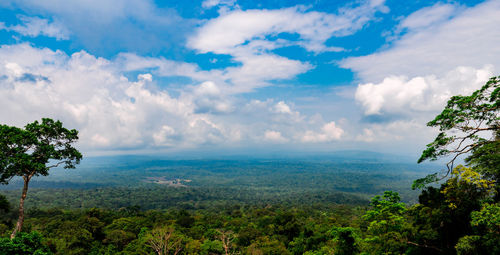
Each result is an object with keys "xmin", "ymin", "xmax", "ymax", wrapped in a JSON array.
[
  {"xmin": 417, "ymin": 76, "xmax": 499, "ymax": 184},
  {"xmin": 465, "ymin": 139, "xmax": 500, "ymax": 183},
  {"xmin": 0, "ymin": 204, "xmax": 364, "ymax": 254},
  {"xmin": 410, "ymin": 75, "xmax": 500, "ymax": 254},
  {"xmin": 455, "ymin": 235, "xmax": 482, "ymax": 255},
  {"xmin": 0, "ymin": 118, "xmax": 82, "ymax": 183},
  {"xmin": 200, "ymin": 239, "xmax": 223, "ymax": 254},
  {"xmin": 456, "ymin": 203, "xmax": 500, "ymax": 254},
  {"xmin": 330, "ymin": 227, "xmax": 359, "ymax": 255},
  {"xmin": 0, "ymin": 231, "xmax": 52, "ymax": 255},
  {"xmin": 0, "ymin": 77, "xmax": 497, "ymax": 255},
  {"xmin": 409, "ymin": 171, "xmax": 488, "ymax": 254},
  {"xmin": 412, "ymin": 173, "xmax": 438, "ymax": 190},
  {"xmin": 0, "ymin": 158, "xmax": 435, "ymax": 212},
  {"xmin": 470, "ymin": 202, "xmax": 500, "ymax": 230},
  {"xmin": 0, "ymin": 118, "xmax": 82, "ymax": 237},
  {"xmin": 361, "ymin": 191, "xmax": 409, "ymax": 254}
]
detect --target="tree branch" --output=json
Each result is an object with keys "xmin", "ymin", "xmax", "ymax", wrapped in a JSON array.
[{"xmin": 407, "ymin": 241, "xmax": 443, "ymax": 253}]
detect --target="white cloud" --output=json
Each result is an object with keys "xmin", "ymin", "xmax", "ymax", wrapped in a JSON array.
[
  {"xmin": 347, "ymin": 1, "xmax": 499, "ymax": 118},
  {"xmin": 264, "ymin": 130, "xmax": 288, "ymax": 143},
  {"xmin": 1, "ymin": 0, "xmax": 191, "ymax": 54},
  {"xmin": 189, "ymin": 81, "xmax": 234, "ymax": 114},
  {"xmin": 0, "ymin": 44, "xmax": 347, "ymax": 152},
  {"xmin": 190, "ymin": 1, "xmax": 387, "ymax": 54},
  {"xmin": 358, "ymin": 120, "xmax": 428, "ymax": 143},
  {"xmin": 0, "ymin": 44, "xmax": 213, "ymax": 149},
  {"xmin": 118, "ymin": 49, "xmax": 311, "ymax": 93},
  {"xmin": 184, "ymin": 1, "xmax": 387, "ymax": 91},
  {"xmin": 273, "ymin": 101, "xmax": 293, "ymax": 114},
  {"xmin": 152, "ymin": 125, "xmax": 176, "ymax": 146},
  {"xmin": 355, "ymin": 66, "xmax": 494, "ymax": 115},
  {"xmin": 225, "ymin": 54, "xmax": 313, "ymax": 91},
  {"xmin": 397, "ymin": 3, "xmax": 458, "ymax": 32},
  {"xmin": 356, "ymin": 128, "xmax": 375, "ymax": 142},
  {"xmin": 1, "ymin": 16, "xmax": 69, "ymax": 40},
  {"xmin": 341, "ymin": 1, "xmax": 500, "ymax": 148},
  {"xmin": 342, "ymin": 0, "xmax": 500, "ymax": 82},
  {"xmin": 301, "ymin": 121, "xmax": 344, "ymax": 143},
  {"xmin": 202, "ymin": 0, "xmax": 237, "ymax": 11}
]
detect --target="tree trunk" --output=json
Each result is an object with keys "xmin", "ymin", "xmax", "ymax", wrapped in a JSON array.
[{"xmin": 11, "ymin": 174, "xmax": 31, "ymax": 239}]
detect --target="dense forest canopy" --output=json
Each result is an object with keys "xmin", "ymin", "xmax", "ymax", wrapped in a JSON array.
[{"xmin": 0, "ymin": 77, "xmax": 499, "ymax": 254}]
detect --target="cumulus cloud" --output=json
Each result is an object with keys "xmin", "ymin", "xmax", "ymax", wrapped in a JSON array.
[
  {"xmin": 355, "ymin": 66, "xmax": 494, "ymax": 116},
  {"xmin": 0, "ymin": 44, "xmax": 346, "ymax": 152},
  {"xmin": 189, "ymin": 81, "xmax": 234, "ymax": 114},
  {"xmin": 356, "ymin": 128, "xmax": 375, "ymax": 142},
  {"xmin": 264, "ymin": 130, "xmax": 288, "ymax": 143},
  {"xmin": 341, "ymin": 0, "xmax": 500, "ymax": 82},
  {"xmin": 1, "ymin": 16, "xmax": 69, "ymax": 40},
  {"xmin": 337, "ymin": 0, "xmax": 500, "ymax": 146},
  {"xmin": 301, "ymin": 122, "xmax": 344, "ymax": 143},
  {"xmin": 0, "ymin": 44, "xmax": 214, "ymax": 149},
  {"xmin": 273, "ymin": 101, "xmax": 293, "ymax": 114}
]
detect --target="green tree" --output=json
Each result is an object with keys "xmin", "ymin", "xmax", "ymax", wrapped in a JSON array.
[
  {"xmin": 409, "ymin": 170, "xmax": 488, "ymax": 254},
  {"xmin": 0, "ymin": 118, "xmax": 82, "ymax": 238},
  {"xmin": 414, "ymin": 75, "xmax": 500, "ymax": 254},
  {"xmin": 145, "ymin": 227, "xmax": 183, "ymax": 255},
  {"xmin": 455, "ymin": 203, "xmax": 500, "ymax": 255},
  {"xmin": 330, "ymin": 226, "xmax": 359, "ymax": 255},
  {"xmin": 416, "ymin": 76, "xmax": 499, "ymax": 187},
  {"xmin": 0, "ymin": 231, "xmax": 52, "ymax": 255},
  {"xmin": 362, "ymin": 191, "xmax": 409, "ymax": 254}
]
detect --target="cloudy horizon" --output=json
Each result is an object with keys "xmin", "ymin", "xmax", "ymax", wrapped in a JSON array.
[{"xmin": 0, "ymin": 0, "xmax": 498, "ymax": 157}]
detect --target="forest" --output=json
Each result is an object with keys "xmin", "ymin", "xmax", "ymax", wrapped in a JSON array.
[{"xmin": 0, "ymin": 77, "xmax": 499, "ymax": 254}]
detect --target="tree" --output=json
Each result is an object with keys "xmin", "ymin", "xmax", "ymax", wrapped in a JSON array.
[
  {"xmin": 414, "ymin": 75, "xmax": 500, "ymax": 253},
  {"xmin": 361, "ymin": 191, "xmax": 410, "ymax": 254},
  {"xmin": 409, "ymin": 167, "xmax": 489, "ymax": 254},
  {"xmin": 415, "ymin": 76, "xmax": 499, "ymax": 188},
  {"xmin": 455, "ymin": 203, "xmax": 500, "ymax": 254},
  {"xmin": 217, "ymin": 229, "xmax": 236, "ymax": 255},
  {"xmin": 0, "ymin": 118, "xmax": 82, "ymax": 238},
  {"xmin": 330, "ymin": 226, "xmax": 359, "ymax": 255},
  {"xmin": 0, "ymin": 231, "xmax": 52, "ymax": 255},
  {"xmin": 145, "ymin": 227, "xmax": 183, "ymax": 255}
]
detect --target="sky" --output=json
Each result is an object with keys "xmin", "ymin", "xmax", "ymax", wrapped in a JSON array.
[{"xmin": 0, "ymin": 0, "xmax": 498, "ymax": 157}]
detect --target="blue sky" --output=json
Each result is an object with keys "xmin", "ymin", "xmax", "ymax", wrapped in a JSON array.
[{"xmin": 0, "ymin": 0, "xmax": 498, "ymax": 157}]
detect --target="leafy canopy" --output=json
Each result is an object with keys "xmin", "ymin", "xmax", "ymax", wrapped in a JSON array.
[
  {"xmin": 0, "ymin": 232, "xmax": 52, "ymax": 255},
  {"xmin": 0, "ymin": 118, "xmax": 82, "ymax": 184},
  {"xmin": 415, "ymin": 76, "xmax": 499, "ymax": 188}
]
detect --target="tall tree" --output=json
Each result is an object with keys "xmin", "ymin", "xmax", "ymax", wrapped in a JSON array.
[
  {"xmin": 415, "ymin": 76, "xmax": 499, "ymax": 188},
  {"xmin": 414, "ymin": 75, "xmax": 499, "ymax": 253},
  {"xmin": 0, "ymin": 118, "xmax": 82, "ymax": 238}
]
